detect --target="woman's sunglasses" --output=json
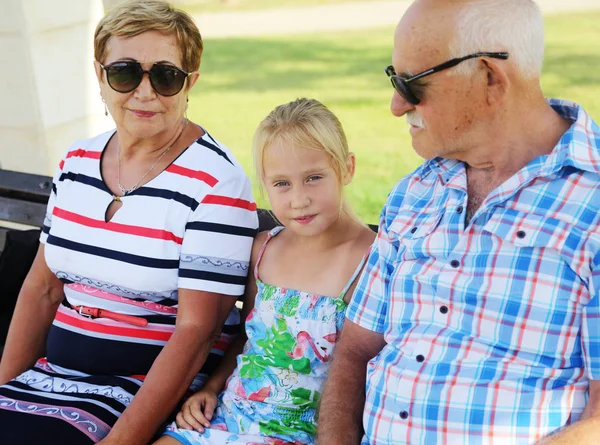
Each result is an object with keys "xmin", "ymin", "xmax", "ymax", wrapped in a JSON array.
[
  {"xmin": 385, "ymin": 52, "xmax": 509, "ymax": 105},
  {"xmin": 100, "ymin": 61, "xmax": 191, "ymax": 97}
]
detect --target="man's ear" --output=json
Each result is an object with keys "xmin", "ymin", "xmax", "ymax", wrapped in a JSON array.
[
  {"xmin": 482, "ymin": 58, "xmax": 509, "ymax": 106},
  {"xmin": 343, "ymin": 152, "xmax": 356, "ymax": 186}
]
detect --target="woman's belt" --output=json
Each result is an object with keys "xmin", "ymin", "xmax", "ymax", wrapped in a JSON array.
[{"xmin": 73, "ymin": 305, "xmax": 149, "ymax": 327}]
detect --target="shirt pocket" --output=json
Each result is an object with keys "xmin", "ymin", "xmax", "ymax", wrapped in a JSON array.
[
  {"xmin": 478, "ymin": 208, "xmax": 590, "ymax": 358},
  {"xmin": 481, "ymin": 208, "xmax": 590, "ymax": 291},
  {"xmin": 388, "ymin": 210, "xmax": 445, "ymax": 263}
]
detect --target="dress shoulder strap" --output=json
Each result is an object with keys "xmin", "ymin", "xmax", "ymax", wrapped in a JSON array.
[
  {"xmin": 254, "ymin": 226, "xmax": 285, "ymax": 281},
  {"xmin": 338, "ymin": 247, "xmax": 371, "ymax": 300}
]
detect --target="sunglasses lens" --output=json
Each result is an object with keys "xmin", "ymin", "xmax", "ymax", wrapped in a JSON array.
[
  {"xmin": 106, "ymin": 63, "xmax": 142, "ymax": 93},
  {"xmin": 391, "ymin": 78, "xmax": 420, "ymax": 105},
  {"xmin": 149, "ymin": 65, "xmax": 187, "ymax": 96}
]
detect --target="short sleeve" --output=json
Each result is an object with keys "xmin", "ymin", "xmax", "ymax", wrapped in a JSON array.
[
  {"xmin": 178, "ymin": 171, "xmax": 258, "ymax": 296},
  {"xmin": 40, "ymin": 151, "xmax": 71, "ymax": 244},
  {"xmin": 346, "ymin": 204, "xmax": 396, "ymax": 334},
  {"xmin": 581, "ymin": 236, "xmax": 600, "ymax": 379}
]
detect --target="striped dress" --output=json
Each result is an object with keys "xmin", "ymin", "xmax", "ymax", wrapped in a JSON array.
[{"xmin": 0, "ymin": 129, "xmax": 258, "ymax": 444}]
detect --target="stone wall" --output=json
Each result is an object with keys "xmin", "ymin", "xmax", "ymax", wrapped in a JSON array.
[{"xmin": 0, "ymin": 0, "xmax": 113, "ymax": 175}]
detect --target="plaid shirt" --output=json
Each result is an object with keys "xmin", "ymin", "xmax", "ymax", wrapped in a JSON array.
[{"xmin": 347, "ymin": 100, "xmax": 600, "ymax": 444}]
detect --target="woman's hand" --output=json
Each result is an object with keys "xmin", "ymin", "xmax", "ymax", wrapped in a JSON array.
[{"xmin": 176, "ymin": 388, "xmax": 219, "ymax": 433}]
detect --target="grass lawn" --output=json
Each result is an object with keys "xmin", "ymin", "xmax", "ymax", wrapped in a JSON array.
[
  {"xmin": 182, "ymin": 0, "xmax": 366, "ymax": 14},
  {"xmin": 188, "ymin": 11, "xmax": 600, "ymax": 224}
]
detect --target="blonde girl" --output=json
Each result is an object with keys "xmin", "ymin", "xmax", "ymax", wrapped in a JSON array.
[{"xmin": 156, "ymin": 98, "xmax": 375, "ymax": 445}]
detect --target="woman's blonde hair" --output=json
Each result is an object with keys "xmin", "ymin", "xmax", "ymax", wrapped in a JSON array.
[
  {"xmin": 94, "ymin": 0, "xmax": 203, "ymax": 72},
  {"xmin": 253, "ymin": 98, "xmax": 360, "ymax": 222}
]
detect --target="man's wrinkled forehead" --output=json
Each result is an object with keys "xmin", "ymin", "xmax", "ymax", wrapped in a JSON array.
[{"xmin": 392, "ymin": 0, "xmax": 458, "ymax": 71}]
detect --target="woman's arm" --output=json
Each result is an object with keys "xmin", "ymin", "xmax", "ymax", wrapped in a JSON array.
[
  {"xmin": 0, "ymin": 244, "xmax": 64, "ymax": 384},
  {"xmin": 99, "ymin": 289, "xmax": 237, "ymax": 445},
  {"xmin": 195, "ymin": 233, "xmax": 263, "ymax": 395}
]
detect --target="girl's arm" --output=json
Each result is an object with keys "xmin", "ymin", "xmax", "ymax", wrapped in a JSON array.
[{"xmin": 0, "ymin": 245, "xmax": 65, "ymax": 384}]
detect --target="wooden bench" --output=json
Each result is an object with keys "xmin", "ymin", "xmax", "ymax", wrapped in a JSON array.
[{"xmin": 0, "ymin": 169, "xmax": 52, "ymax": 250}]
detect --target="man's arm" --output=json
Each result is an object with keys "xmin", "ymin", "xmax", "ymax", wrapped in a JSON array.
[
  {"xmin": 536, "ymin": 380, "xmax": 600, "ymax": 444},
  {"xmin": 317, "ymin": 319, "xmax": 387, "ymax": 445}
]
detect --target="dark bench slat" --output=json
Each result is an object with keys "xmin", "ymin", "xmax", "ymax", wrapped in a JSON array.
[
  {"xmin": 0, "ymin": 197, "xmax": 47, "ymax": 227},
  {"xmin": 0, "ymin": 169, "xmax": 52, "ymax": 203}
]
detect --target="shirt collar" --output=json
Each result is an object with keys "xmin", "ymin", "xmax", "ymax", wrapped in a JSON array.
[
  {"xmin": 418, "ymin": 99, "xmax": 600, "ymax": 181},
  {"xmin": 539, "ymin": 99, "xmax": 600, "ymax": 176}
]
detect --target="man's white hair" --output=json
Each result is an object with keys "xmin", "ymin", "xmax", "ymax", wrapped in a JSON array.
[{"xmin": 449, "ymin": 0, "xmax": 545, "ymax": 79}]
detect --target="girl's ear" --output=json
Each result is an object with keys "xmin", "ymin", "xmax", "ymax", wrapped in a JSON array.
[{"xmin": 343, "ymin": 152, "xmax": 356, "ymax": 186}]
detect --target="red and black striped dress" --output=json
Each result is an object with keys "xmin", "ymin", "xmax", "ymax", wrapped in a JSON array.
[{"xmin": 0, "ymin": 129, "xmax": 258, "ymax": 443}]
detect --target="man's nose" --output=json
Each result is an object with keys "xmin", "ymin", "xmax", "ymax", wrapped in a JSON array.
[{"xmin": 390, "ymin": 90, "xmax": 416, "ymax": 117}]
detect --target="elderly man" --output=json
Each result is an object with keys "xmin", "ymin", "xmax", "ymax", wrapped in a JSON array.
[{"xmin": 318, "ymin": 0, "xmax": 600, "ymax": 444}]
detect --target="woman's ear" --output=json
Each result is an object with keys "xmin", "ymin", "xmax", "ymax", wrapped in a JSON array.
[
  {"xmin": 343, "ymin": 152, "xmax": 356, "ymax": 186},
  {"xmin": 186, "ymin": 71, "xmax": 201, "ymax": 91},
  {"xmin": 93, "ymin": 60, "xmax": 104, "ymax": 84}
]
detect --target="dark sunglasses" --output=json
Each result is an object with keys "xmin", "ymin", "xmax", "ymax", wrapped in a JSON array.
[
  {"xmin": 385, "ymin": 52, "xmax": 509, "ymax": 105},
  {"xmin": 100, "ymin": 61, "xmax": 191, "ymax": 97}
]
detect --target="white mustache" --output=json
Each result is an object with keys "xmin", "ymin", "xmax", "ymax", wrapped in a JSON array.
[{"xmin": 406, "ymin": 111, "xmax": 424, "ymax": 128}]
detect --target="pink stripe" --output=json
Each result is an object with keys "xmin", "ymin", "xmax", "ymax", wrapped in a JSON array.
[
  {"xmin": 166, "ymin": 164, "xmax": 218, "ymax": 186},
  {"xmin": 66, "ymin": 283, "xmax": 178, "ymax": 315},
  {"xmin": 53, "ymin": 207, "xmax": 183, "ymax": 244},
  {"xmin": 0, "ymin": 396, "xmax": 111, "ymax": 442}
]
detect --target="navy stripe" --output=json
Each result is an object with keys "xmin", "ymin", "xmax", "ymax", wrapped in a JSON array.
[
  {"xmin": 42, "ymin": 224, "xmax": 50, "ymax": 235},
  {"xmin": 131, "ymin": 187, "xmax": 199, "ymax": 211},
  {"xmin": 196, "ymin": 137, "xmax": 234, "ymax": 166},
  {"xmin": 52, "ymin": 182, "xmax": 57, "ymax": 195},
  {"xmin": 59, "ymin": 172, "xmax": 108, "ymax": 193},
  {"xmin": 179, "ymin": 268, "xmax": 247, "ymax": 285},
  {"xmin": 185, "ymin": 221, "xmax": 257, "ymax": 238},
  {"xmin": 47, "ymin": 235, "xmax": 179, "ymax": 269}
]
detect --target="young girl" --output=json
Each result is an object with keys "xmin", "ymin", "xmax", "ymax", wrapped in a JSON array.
[{"xmin": 156, "ymin": 98, "xmax": 375, "ymax": 445}]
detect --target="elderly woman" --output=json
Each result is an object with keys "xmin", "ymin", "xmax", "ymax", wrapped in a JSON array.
[{"xmin": 0, "ymin": 1, "xmax": 257, "ymax": 443}]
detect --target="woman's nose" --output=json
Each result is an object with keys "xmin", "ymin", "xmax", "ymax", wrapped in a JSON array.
[{"xmin": 134, "ymin": 73, "xmax": 156, "ymax": 100}]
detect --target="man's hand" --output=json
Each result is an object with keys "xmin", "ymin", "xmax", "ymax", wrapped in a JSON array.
[{"xmin": 176, "ymin": 388, "xmax": 219, "ymax": 433}]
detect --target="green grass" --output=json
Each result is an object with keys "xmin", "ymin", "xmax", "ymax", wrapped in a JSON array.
[
  {"xmin": 182, "ymin": 0, "xmax": 365, "ymax": 14},
  {"xmin": 187, "ymin": 11, "xmax": 600, "ymax": 224}
]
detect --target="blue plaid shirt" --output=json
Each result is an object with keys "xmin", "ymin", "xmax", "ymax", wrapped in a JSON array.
[{"xmin": 347, "ymin": 100, "xmax": 600, "ymax": 444}]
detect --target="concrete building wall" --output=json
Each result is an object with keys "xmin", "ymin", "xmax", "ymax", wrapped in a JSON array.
[{"xmin": 0, "ymin": 0, "xmax": 113, "ymax": 176}]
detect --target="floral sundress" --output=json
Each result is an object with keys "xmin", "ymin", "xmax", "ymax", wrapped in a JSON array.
[{"xmin": 165, "ymin": 226, "xmax": 367, "ymax": 445}]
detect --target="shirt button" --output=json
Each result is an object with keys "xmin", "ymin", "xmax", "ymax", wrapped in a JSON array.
[
  {"xmin": 416, "ymin": 354, "xmax": 425, "ymax": 363},
  {"xmin": 400, "ymin": 410, "xmax": 409, "ymax": 419},
  {"xmin": 440, "ymin": 305, "xmax": 449, "ymax": 314},
  {"xmin": 450, "ymin": 259, "xmax": 460, "ymax": 268},
  {"xmin": 456, "ymin": 206, "xmax": 464, "ymax": 214},
  {"xmin": 516, "ymin": 230, "xmax": 526, "ymax": 239},
  {"xmin": 410, "ymin": 227, "xmax": 417, "ymax": 234}
]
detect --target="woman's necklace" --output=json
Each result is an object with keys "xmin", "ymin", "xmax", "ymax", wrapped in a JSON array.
[{"xmin": 115, "ymin": 118, "xmax": 188, "ymax": 197}]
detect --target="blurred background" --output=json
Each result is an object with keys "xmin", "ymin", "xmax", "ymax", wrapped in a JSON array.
[{"xmin": 1, "ymin": 0, "xmax": 599, "ymax": 223}]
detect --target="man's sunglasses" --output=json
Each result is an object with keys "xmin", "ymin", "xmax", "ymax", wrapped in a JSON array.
[
  {"xmin": 100, "ymin": 61, "xmax": 191, "ymax": 97},
  {"xmin": 385, "ymin": 52, "xmax": 509, "ymax": 105}
]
